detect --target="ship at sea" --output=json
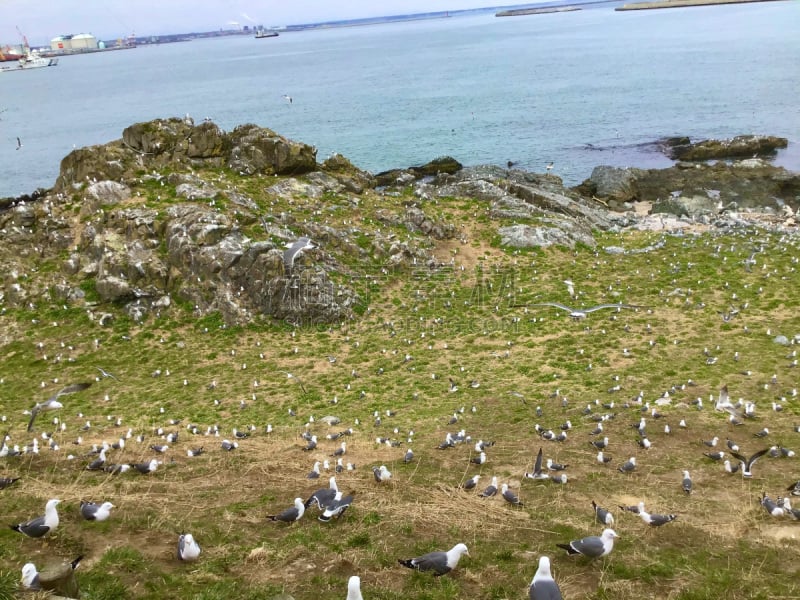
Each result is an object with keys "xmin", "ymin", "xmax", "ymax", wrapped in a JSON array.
[{"xmin": 255, "ymin": 28, "xmax": 279, "ymax": 39}]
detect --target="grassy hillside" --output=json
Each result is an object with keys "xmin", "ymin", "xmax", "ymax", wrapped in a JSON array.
[{"xmin": 1, "ymin": 187, "xmax": 799, "ymax": 599}]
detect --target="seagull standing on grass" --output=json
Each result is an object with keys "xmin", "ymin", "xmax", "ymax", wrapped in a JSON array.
[
  {"xmin": 556, "ymin": 529, "xmax": 618, "ymax": 559},
  {"xmin": 346, "ymin": 575, "xmax": 363, "ymax": 600},
  {"xmin": 267, "ymin": 498, "xmax": 305, "ymax": 523},
  {"xmin": 177, "ymin": 533, "xmax": 201, "ymax": 561},
  {"xmin": 529, "ymin": 556, "xmax": 562, "ymax": 600},
  {"xmin": 10, "ymin": 499, "xmax": 60, "ymax": 538},
  {"xmin": 398, "ymin": 543, "xmax": 469, "ymax": 576},
  {"xmin": 80, "ymin": 501, "xmax": 114, "ymax": 521}
]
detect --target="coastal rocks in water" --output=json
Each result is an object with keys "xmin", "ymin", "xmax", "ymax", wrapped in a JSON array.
[
  {"xmin": 56, "ymin": 118, "xmax": 319, "ymax": 191},
  {"xmin": 665, "ymin": 135, "xmax": 788, "ymax": 161},
  {"xmin": 579, "ymin": 159, "xmax": 800, "ymax": 215},
  {"xmin": 583, "ymin": 166, "xmax": 639, "ymax": 204},
  {"xmin": 374, "ymin": 156, "xmax": 462, "ymax": 187}
]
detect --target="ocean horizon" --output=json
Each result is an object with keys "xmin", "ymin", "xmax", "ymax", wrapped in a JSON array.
[{"xmin": 1, "ymin": 2, "xmax": 798, "ymax": 198}]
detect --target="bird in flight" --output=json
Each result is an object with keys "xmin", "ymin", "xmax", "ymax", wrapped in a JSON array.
[
  {"xmin": 28, "ymin": 382, "xmax": 92, "ymax": 431},
  {"xmin": 282, "ymin": 94, "xmax": 293, "ymax": 104},
  {"xmin": 526, "ymin": 302, "xmax": 645, "ymax": 320},
  {"xmin": 16, "ymin": 137, "xmax": 22, "ymax": 150}
]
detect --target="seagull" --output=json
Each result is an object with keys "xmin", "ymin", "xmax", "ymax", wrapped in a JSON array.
[
  {"xmin": 305, "ymin": 476, "xmax": 339, "ymax": 510},
  {"xmin": 592, "ymin": 500, "xmax": 614, "ymax": 525},
  {"xmin": 479, "ymin": 476, "xmax": 499, "ymax": 497},
  {"xmin": 373, "ymin": 465, "xmax": 392, "ymax": 482},
  {"xmin": 177, "ymin": 533, "xmax": 201, "ymax": 561},
  {"xmin": 639, "ymin": 507, "xmax": 677, "ymax": 527},
  {"xmin": 682, "ymin": 471, "xmax": 692, "ymax": 494},
  {"xmin": 21, "ymin": 556, "xmax": 82, "ymax": 591},
  {"xmin": 281, "ymin": 94, "xmax": 293, "ymax": 104},
  {"xmin": 545, "ymin": 161, "xmax": 554, "ymax": 174},
  {"xmin": 267, "ymin": 498, "xmax": 305, "ymax": 523},
  {"xmin": 524, "ymin": 447, "xmax": 550, "ymax": 480},
  {"xmin": 462, "ymin": 474, "xmax": 480, "ymax": 490},
  {"xmin": 284, "ymin": 237, "xmax": 314, "ymax": 272},
  {"xmin": 130, "ymin": 458, "xmax": 158, "ymax": 474},
  {"xmin": 346, "ymin": 575, "xmax": 363, "ymax": 600},
  {"xmin": 16, "ymin": 136, "xmax": 22, "ymax": 150},
  {"xmin": 529, "ymin": 556, "xmax": 562, "ymax": 600},
  {"xmin": 618, "ymin": 457, "xmax": 636, "ymax": 473},
  {"xmin": 318, "ymin": 490, "xmax": 354, "ymax": 522},
  {"xmin": 398, "ymin": 543, "xmax": 469, "ymax": 576},
  {"xmin": 10, "ymin": 499, "xmax": 60, "ymax": 538},
  {"xmin": 556, "ymin": 529, "xmax": 618, "ymax": 559},
  {"xmin": 28, "ymin": 383, "xmax": 92, "ymax": 431},
  {"xmin": 0, "ymin": 477, "xmax": 19, "ymax": 490},
  {"xmin": 80, "ymin": 501, "xmax": 114, "ymax": 521},
  {"xmin": 95, "ymin": 367, "xmax": 119, "ymax": 381},
  {"xmin": 501, "ymin": 483, "xmax": 524, "ymax": 506},
  {"xmin": 730, "ymin": 448, "xmax": 770, "ymax": 477},
  {"xmin": 529, "ymin": 302, "xmax": 644, "ymax": 320}
]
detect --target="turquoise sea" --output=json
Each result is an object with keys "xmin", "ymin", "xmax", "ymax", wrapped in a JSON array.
[{"xmin": 1, "ymin": 2, "xmax": 798, "ymax": 197}]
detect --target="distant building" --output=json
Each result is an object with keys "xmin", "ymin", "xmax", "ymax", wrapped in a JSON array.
[{"xmin": 50, "ymin": 33, "xmax": 98, "ymax": 52}]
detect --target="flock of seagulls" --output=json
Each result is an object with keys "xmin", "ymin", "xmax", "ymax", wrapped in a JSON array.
[{"xmin": 2, "ymin": 231, "xmax": 800, "ymax": 598}]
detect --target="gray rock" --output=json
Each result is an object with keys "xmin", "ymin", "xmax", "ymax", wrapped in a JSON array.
[
  {"xmin": 87, "ymin": 181, "xmax": 130, "ymax": 204},
  {"xmin": 773, "ymin": 335, "xmax": 790, "ymax": 346}
]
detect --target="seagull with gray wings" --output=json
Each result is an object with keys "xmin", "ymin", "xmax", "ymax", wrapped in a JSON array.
[
  {"xmin": 267, "ymin": 498, "xmax": 305, "ymax": 524},
  {"xmin": 284, "ymin": 237, "xmax": 315, "ymax": 272},
  {"xmin": 28, "ymin": 382, "xmax": 92, "ymax": 431},
  {"xmin": 529, "ymin": 556, "xmax": 562, "ymax": 600},
  {"xmin": 528, "ymin": 302, "xmax": 645, "ymax": 320},
  {"xmin": 556, "ymin": 528, "xmax": 618, "ymax": 559},
  {"xmin": 398, "ymin": 542, "xmax": 469, "ymax": 576},
  {"xmin": 10, "ymin": 499, "xmax": 60, "ymax": 538}
]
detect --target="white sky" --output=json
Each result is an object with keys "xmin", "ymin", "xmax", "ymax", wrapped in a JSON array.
[{"xmin": 0, "ymin": 1, "xmax": 515, "ymax": 45}]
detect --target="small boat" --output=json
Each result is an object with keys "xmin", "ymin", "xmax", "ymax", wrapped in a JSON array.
[
  {"xmin": 255, "ymin": 29, "xmax": 279, "ymax": 39},
  {"xmin": 0, "ymin": 52, "xmax": 58, "ymax": 73}
]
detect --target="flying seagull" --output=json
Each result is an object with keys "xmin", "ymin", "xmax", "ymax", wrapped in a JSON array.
[
  {"xmin": 730, "ymin": 448, "xmax": 770, "ymax": 478},
  {"xmin": 524, "ymin": 447, "xmax": 550, "ymax": 480},
  {"xmin": 10, "ymin": 498, "xmax": 60, "ymax": 538},
  {"xmin": 177, "ymin": 533, "xmax": 201, "ymax": 561},
  {"xmin": 16, "ymin": 137, "xmax": 22, "ymax": 150},
  {"xmin": 80, "ymin": 501, "xmax": 114, "ymax": 521},
  {"xmin": 556, "ymin": 528, "xmax": 618, "ymax": 559},
  {"xmin": 398, "ymin": 543, "xmax": 469, "ymax": 576},
  {"xmin": 28, "ymin": 382, "xmax": 92, "ymax": 431},
  {"xmin": 529, "ymin": 555, "xmax": 562, "ymax": 600},
  {"xmin": 267, "ymin": 498, "xmax": 305, "ymax": 524},
  {"xmin": 284, "ymin": 237, "xmax": 314, "ymax": 272},
  {"xmin": 21, "ymin": 556, "xmax": 83, "ymax": 591},
  {"xmin": 95, "ymin": 367, "xmax": 119, "ymax": 381},
  {"xmin": 528, "ymin": 302, "xmax": 645, "ymax": 320}
]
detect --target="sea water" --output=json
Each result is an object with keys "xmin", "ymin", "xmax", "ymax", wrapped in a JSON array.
[{"xmin": 1, "ymin": 2, "xmax": 798, "ymax": 197}]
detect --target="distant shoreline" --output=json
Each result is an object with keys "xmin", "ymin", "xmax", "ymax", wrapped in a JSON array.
[
  {"xmin": 617, "ymin": 0, "xmax": 785, "ymax": 11},
  {"xmin": 496, "ymin": 6, "xmax": 582, "ymax": 16}
]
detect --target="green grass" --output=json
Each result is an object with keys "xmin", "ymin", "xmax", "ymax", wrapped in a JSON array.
[{"xmin": 1, "ymin": 169, "xmax": 800, "ymax": 599}]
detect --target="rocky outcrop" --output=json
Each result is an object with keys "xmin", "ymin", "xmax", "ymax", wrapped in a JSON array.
[
  {"xmin": 3, "ymin": 119, "xmax": 798, "ymax": 330},
  {"xmin": 578, "ymin": 159, "xmax": 800, "ymax": 215},
  {"xmin": 55, "ymin": 118, "xmax": 318, "ymax": 191},
  {"xmin": 665, "ymin": 135, "xmax": 788, "ymax": 161}
]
